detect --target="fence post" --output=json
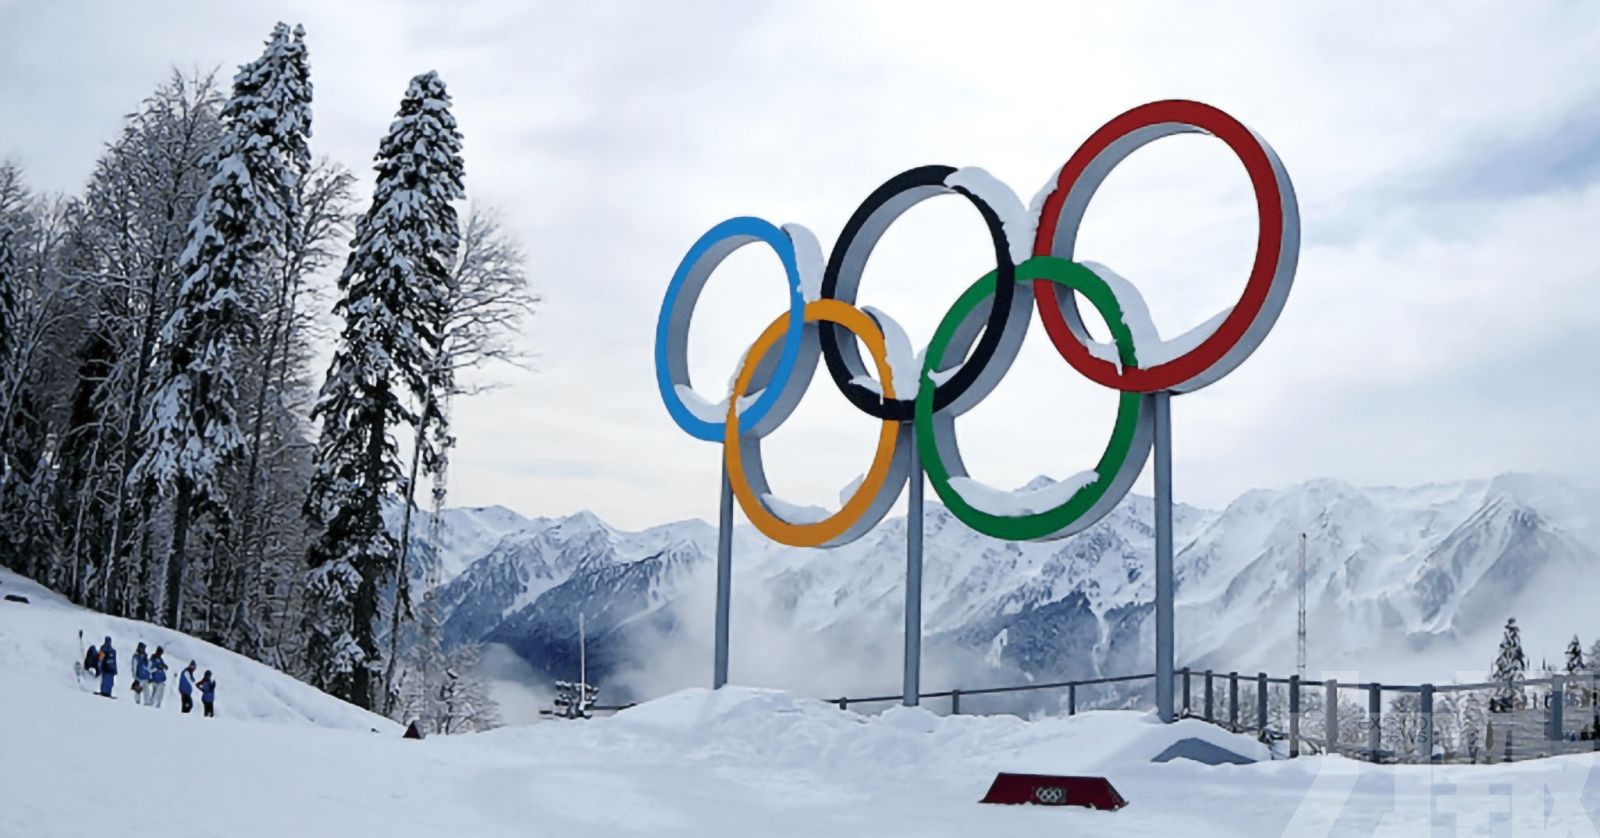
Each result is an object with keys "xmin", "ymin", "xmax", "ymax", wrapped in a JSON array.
[
  {"xmin": 1325, "ymin": 679, "xmax": 1338, "ymax": 753},
  {"xmin": 1288, "ymin": 675, "xmax": 1301, "ymax": 757},
  {"xmin": 1204, "ymin": 670, "xmax": 1215, "ymax": 722},
  {"xmin": 1368, "ymin": 683, "xmax": 1381, "ymax": 763},
  {"xmin": 1229, "ymin": 672, "xmax": 1240, "ymax": 730},
  {"xmin": 1551, "ymin": 676, "xmax": 1564, "ymax": 744},
  {"xmin": 1420, "ymin": 684, "xmax": 1435, "ymax": 762},
  {"xmin": 1068, "ymin": 683, "xmax": 1077, "ymax": 716},
  {"xmin": 950, "ymin": 689, "xmax": 961, "ymax": 716},
  {"xmin": 1182, "ymin": 668, "xmax": 1192, "ymax": 715},
  {"xmin": 1257, "ymin": 673, "xmax": 1268, "ymax": 732}
]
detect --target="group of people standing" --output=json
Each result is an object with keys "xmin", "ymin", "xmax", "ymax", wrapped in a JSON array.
[{"xmin": 83, "ymin": 636, "xmax": 216, "ymax": 717}]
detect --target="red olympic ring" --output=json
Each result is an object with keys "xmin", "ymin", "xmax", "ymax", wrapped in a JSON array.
[{"xmin": 1033, "ymin": 99, "xmax": 1299, "ymax": 394}]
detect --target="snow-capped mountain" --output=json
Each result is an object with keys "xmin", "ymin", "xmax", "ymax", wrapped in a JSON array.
[
  {"xmin": 409, "ymin": 473, "xmax": 1600, "ymax": 702},
  {"xmin": 382, "ymin": 502, "xmax": 535, "ymax": 585}
]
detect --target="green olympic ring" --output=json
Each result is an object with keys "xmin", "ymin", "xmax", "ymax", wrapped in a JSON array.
[{"xmin": 915, "ymin": 257, "xmax": 1154, "ymax": 541}]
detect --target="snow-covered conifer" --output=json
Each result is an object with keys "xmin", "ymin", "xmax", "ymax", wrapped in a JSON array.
[
  {"xmin": 1490, "ymin": 617, "xmax": 1528, "ymax": 713},
  {"xmin": 304, "ymin": 71, "xmax": 463, "ymax": 709},
  {"xmin": 130, "ymin": 24, "xmax": 311, "ymax": 629}
]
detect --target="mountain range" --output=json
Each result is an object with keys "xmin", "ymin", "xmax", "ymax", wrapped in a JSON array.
[{"xmin": 391, "ymin": 472, "xmax": 1600, "ymax": 706}]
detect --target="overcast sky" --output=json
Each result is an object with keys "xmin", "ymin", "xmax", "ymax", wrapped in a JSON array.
[{"xmin": 3, "ymin": 1, "xmax": 1598, "ymax": 529}]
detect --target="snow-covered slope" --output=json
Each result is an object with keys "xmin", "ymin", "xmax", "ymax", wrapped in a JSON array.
[
  {"xmin": 3, "ymin": 680, "xmax": 1596, "ymax": 837},
  {"xmin": 427, "ymin": 473, "xmax": 1600, "ymax": 700},
  {"xmin": 0, "ymin": 568, "xmax": 396, "ymax": 732}
]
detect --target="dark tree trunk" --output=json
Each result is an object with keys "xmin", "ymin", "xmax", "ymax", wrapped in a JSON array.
[
  {"xmin": 348, "ymin": 389, "xmax": 389, "ymax": 711},
  {"xmin": 164, "ymin": 477, "xmax": 193, "ymax": 629}
]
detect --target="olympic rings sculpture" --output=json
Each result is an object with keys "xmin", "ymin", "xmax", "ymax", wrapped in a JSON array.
[{"xmin": 655, "ymin": 100, "xmax": 1299, "ymax": 548}]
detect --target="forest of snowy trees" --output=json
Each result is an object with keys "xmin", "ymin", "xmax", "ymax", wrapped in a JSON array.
[{"xmin": 0, "ymin": 22, "xmax": 533, "ymax": 732}]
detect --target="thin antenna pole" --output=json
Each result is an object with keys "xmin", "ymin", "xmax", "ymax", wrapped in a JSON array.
[{"xmin": 1297, "ymin": 532, "xmax": 1307, "ymax": 679}]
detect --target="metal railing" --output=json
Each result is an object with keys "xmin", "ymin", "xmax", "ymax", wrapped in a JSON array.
[
  {"xmin": 581, "ymin": 667, "xmax": 1600, "ymax": 764},
  {"xmin": 830, "ymin": 672, "xmax": 1156, "ymax": 715},
  {"xmin": 816, "ymin": 666, "xmax": 1600, "ymax": 764}
]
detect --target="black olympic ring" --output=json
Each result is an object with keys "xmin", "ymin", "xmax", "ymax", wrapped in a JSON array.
[{"xmin": 819, "ymin": 165, "xmax": 1022, "ymax": 422}]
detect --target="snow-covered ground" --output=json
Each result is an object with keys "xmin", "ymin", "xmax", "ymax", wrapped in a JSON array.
[
  {"xmin": 0, "ymin": 569, "xmax": 393, "ymax": 731},
  {"xmin": 3, "ymin": 568, "xmax": 1599, "ymax": 836}
]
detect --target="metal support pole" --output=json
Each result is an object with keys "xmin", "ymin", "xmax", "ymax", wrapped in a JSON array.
[
  {"xmin": 1258, "ymin": 673, "xmax": 1269, "ymax": 732},
  {"xmin": 1182, "ymin": 667, "xmax": 1192, "ymax": 715},
  {"xmin": 1592, "ymin": 672, "xmax": 1598, "ymax": 752},
  {"xmin": 903, "ymin": 424, "xmax": 923, "ymax": 707},
  {"xmin": 1420, "ymin": 683, "xmax": 1435, "ymax": 762},
  {"xmin": 1229, "ymin": 672, "xmax": 1239, "ymax": 729},
  {"xmin": 1204, "ymin": 670, "xmax": 1214, "ymax": 722},
  {"xmin": 713, "ymin": 462, "xmax": 734, "ymax": 690},
  {"xmin": 1069, "ymin": 684, "xmax": 1077, "ymax": 716},
  {"xmin": 1368, "ymin": 683, "xmax": 1382, "ymax": 762},
  {"xmin": 1153, "ymin": 392, "xmax": 1175, "ymax": 723},
  {"xmin": 1551, "ymin": 676, "xmax": 1564, "ymax": 743},
  {"xmin": 950, "ymin": 689, "xmax": 961, "ymax": 715},
  {"xmin": 1288, "ymin": 675, "xmax": 1301, "ymax": 758},
  {"xmin": 1325, "ymin": 679, "xmax": 1338, "ymax": 752}
]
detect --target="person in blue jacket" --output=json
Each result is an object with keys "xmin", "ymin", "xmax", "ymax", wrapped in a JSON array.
[
  {"xmin": 178, "ymin": 661, "xmax": 197, "ymax": 714},
  {"xmin": 131, "ymin": 642, "xmax": 150, "ymax": 705},
  {"xmin": 97, "ymin": 637, "xmax": 117, "ymax": 698},
  {"xmin": 148, "ymin": 647, "xmax": 169, "ymax": 709},
  {"xmin": 197, "ymin": 670, "xmax": 217, "ymax": 718}
]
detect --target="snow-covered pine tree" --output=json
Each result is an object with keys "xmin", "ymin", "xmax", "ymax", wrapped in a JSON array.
[
  {"xmin": 304, "ymin": 71, "xmax": 464, "ymax": 709},
  {"xmin": 1566, "ymin": 635, "xmax": 1585, "ymax": 674},
  {"xmin": 1490, "ymin": 617, "xmax": 1528, "ymax": 712},
  {"xmin": 226, "ymin": 27, "xmax": 318, "ymax": 652},
  {"xmin": 69, "ymin": 71, "xmax": 224, "ymax": 619},
  {"xmin": 129, "ymin": 23, "xmax": 312, "ymax": 630}
]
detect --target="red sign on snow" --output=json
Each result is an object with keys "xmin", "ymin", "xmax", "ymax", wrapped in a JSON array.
[{"xmin": 979, "ymin": 773, "xmax": 1128, "ymax": 811}]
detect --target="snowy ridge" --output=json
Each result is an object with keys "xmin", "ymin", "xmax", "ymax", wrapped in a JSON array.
[
  {"xmin": 422, "ymin": 472, "xmax": 1600, "ymax": 695},
  {"xmin": 948, "ymin": 472, "xmax": 1099, "ymax": 516}
]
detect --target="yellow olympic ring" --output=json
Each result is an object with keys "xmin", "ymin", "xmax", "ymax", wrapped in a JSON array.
[{"xmin": 724, "ymin": 300, "xmax": 905, "ymax": 548}]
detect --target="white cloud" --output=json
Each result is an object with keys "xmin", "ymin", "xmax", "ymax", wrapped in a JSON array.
[{"xmin": 4, "ymin": 1, "xmax": 1598, "ymax": 527}]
